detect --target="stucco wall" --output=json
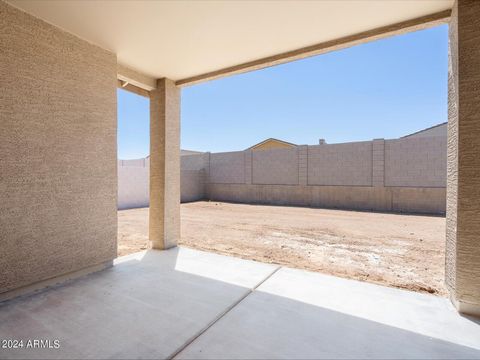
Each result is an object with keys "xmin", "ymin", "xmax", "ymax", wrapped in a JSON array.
[
  {"xmin": 446, "ymin": 0, "xmax": 480, "ymax": 312},
  {"xmin": 308, "ymin": 142, "xmax": 373, "ymax": 186},
  {"xmin": 0, "ymin": 2, "xmax": 117, "ymax": 294},
  {"xmin": 446, "ymin": 0, "xmax": 459, "ymax": 303},
  {"xmin": 385, "ymin": 136, "xmax": 447, "ymax": 187}
]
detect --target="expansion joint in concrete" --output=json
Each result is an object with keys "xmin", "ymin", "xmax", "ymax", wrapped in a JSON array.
[{"xmin": 167, "ymin": 265, "xmax": 281, "ymax": 359}]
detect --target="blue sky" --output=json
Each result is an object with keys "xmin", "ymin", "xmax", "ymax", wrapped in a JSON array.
[{"xmin": 117, "ymin": 24, "xmax": 447, "ymax": 159}]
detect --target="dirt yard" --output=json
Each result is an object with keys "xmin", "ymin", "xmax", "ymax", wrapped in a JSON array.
[{"xmin": 118, "ymin": 201, "xmax": 447, "ymax": 296}]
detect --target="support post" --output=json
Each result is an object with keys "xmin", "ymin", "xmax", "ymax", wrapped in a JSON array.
[
  {"xmin": 446, "ymin": 0, "xmax": 480, "ymax": 316},
  {"xmin": 149, "ymin": 78, "xmax": 181, "ymax": 249}
]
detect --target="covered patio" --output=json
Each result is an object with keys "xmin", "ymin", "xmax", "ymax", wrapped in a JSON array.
[
  {"xmin": 1, "ymin": 0, "xmax": 480, "ymax": 358},
  {"xmin": 1, "ymin": 247, "xmax": 479, "ymax": 359}
]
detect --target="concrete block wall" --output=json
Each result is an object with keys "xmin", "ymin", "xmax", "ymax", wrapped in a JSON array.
[
  {"xmin": 182, "ymin": 153, "xmax": 209, "ymax": 171},
  {"xmin": 252, "ymin": 148, "xmax": 299, "ymax": 185},
  {"xmin": 372, "ymin": 139, "xmax": 385, "ymax": 187},
  {"xmin": 118, "ymin": 135, "xmax": 447, "ymax": 214},
  {"xmin": 209, "ymin": 151, "xmax": 245, "ymax": 184},
  {"xmin": 119, "ymin": 158, "xmax": 147, "ymax": 167},
  {"xmin": 118, "ymin": 161, "xmax": 149, "ymax": 209},
  {"xmin": 298, "ymin": 145, "xmax": 308, "ymax": 186},
  {"xmin": 206, "ymin": 184, "xmax": 446, "ymax": 215},
  {"xmin": 244, "ymin": 150, "xmax": 252, "ymax": 185},
  {"xmin": 203, "ymin": 136, "xmax": 446, "ymax": 214},
  {"xmin": 118, "ymin": 157, "xmax": 207, "ymax": 209},
  {"xmin": 385, "ymin": 136, "xmax": 447, "ymax": 187},
  {"xmin": 181, "ymin": 170, "xmax": 206, "ymax": 203},
  {"xmin": 307, "ymin": 141, "xmax": 373, "ymax": 186}
]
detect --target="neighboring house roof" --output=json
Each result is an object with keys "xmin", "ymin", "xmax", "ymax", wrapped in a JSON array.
[
  {"xmin": 181, "ymin": 149, "xmax": 203, "ymax": 156},
  {"xmin": 142, "ymin": 149, "xmax": 203, "ymax": 159},
  {"xmin": 402, "ymin": 122, "xmax": 447, "ymax": 139},
  {"xmin": 248, "ymin": 138, "xmax": 297, "ymax": 150}
]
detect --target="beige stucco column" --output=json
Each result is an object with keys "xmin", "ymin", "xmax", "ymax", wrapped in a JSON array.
[
  {"xmin": 149, "ymin": 78, "xmax": 181, "ymax": 249},
  {"xmin": 446, "ymin": 0, "xmax": 480, "ymax": 316}
]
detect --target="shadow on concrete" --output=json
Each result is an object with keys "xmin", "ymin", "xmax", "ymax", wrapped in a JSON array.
[
  {"xmin": 0, "ymin": 248, "xmax": 275, "ymax": 359},
  {"xmin": 177, "ymin": 289, "xmax": 480, "ymax": 359},
  {"xmin": 0, "ymin": 248, "xmax": 478, "ymax": 359}
]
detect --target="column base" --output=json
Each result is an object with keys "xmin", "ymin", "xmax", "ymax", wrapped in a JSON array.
[
  {"xmin": 150, "ymin": 241, "xmax": 177, "ymax": 251},
  {"xmin": 450, "ymin": 294, "xmax": 480, "ymax": 318}
]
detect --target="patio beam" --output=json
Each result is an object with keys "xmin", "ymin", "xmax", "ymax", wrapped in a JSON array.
[
  {"xmin": 149, "ymin": 78, "xmax": 181, "ymax": 249},
  {"xmin": 175, "ymin": 10, "xmax": 450, "ymax": 87},
  {"xmin": 118, "ymin": 64, "xmax": 156, "ymax": 91},
  {"xmin": 116, "ymin": 80, "xmax": 150, "ymax": 98}
]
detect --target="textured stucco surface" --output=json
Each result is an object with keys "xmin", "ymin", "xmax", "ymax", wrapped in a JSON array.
[
  {"xmin": 446, "ymin": 3, "xmax": 459, "ymax": 295},
  {"xmin": 446, "ymin": 0, "xmax": 480, "ymax": 311},
  {"xmin": 149, "ymin": 79, "xmax": 181, "ymax": 250},
  {"xmin": 0, "ymin": 1, "xmax": 117, "ymax": 293}
]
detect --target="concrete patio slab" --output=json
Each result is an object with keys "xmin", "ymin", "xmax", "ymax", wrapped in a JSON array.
[
  {"xmin": 177, "ymin": 267, "xmax": 480, "ymax": 359},
  {"xmin": 0, "ymin": 247, "xmax": 278, "ymax": 359}
]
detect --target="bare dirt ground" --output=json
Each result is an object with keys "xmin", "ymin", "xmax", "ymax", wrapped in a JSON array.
[{"xmin": 118, "ymin": 201, "xmax": 447, "ymax": 296}]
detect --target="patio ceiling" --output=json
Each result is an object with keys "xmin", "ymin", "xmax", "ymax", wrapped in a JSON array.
[{"xmin": 9, "ymin": 0, "xmax": 452, "ymax": 86}]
